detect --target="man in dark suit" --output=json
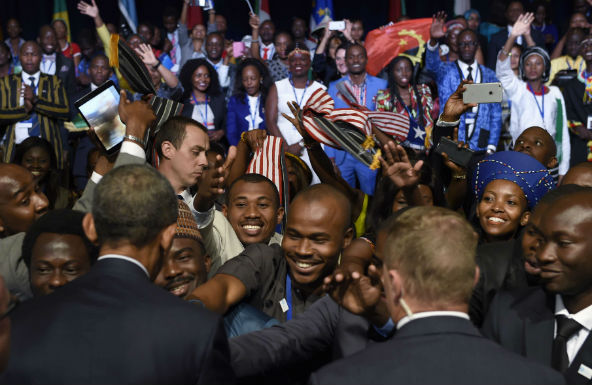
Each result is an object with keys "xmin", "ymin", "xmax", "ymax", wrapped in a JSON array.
[
  {"xmin": 38, "ymin": 25, "xmax": 76, "ymax": 101},
  {"xmin": 487, "ymin": 1, "xmax": 545, "ymax": 69},
  {"xmin": 311, "ymin": 206, "xmax": 564, "ymax": 385},
  {"xmin": 1, "ymin": 161, "xmax": 234, "ymax": 381},
  {"xmin": 482, "ymin": 187, "xmax": 592, "ymax": 384}
]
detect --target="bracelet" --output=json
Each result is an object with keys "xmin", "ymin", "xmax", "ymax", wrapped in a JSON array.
[
  {"xmin": 500, "ymin": 48, "xmax": 511, "ymax": 57},
  {"xmin": 452, "ymin": 174, "xmax": 467, "ymax": 180},
  {"xmin": 152, "ymin": 60, "xmax": 161, "ymax": 70},
  {"xmin": 124, "ymin": 134, "xmax": 146, "ymax": 149},
  {"xmin": 240, "ymin": 131, "xmax": 248, "ymax": 144}
]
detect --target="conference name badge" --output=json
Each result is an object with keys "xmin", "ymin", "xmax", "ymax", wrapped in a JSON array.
[{"xmin": 578, "ymin": 363, "xmax": 592, "ymax": 379}]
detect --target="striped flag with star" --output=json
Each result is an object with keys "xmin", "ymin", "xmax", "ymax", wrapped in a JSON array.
[
  {"xmin": 364, "ymin": 18, "xmax": 432, "ymax": 76},
  {"xmin": 310, "ymin": 0, "xmax": 333, "ymax": 32}
]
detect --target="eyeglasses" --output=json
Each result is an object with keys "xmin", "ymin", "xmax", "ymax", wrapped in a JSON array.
[{"xmin": 458, "ymin": 41, "xmax": 478, "ymax": 48}]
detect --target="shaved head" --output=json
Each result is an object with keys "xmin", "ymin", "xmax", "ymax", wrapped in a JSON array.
[
  {"xmin": 291, "ymin": 183, "xmax": 352, "ymax": 230},
  {"xmin": 562, "ymin": 162, "xmax": 592, "ymax": 187}
]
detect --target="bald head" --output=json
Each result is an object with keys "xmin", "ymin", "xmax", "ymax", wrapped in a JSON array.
[
  {"xmin": 291, "ymin": 183, "xmax": 352, "ymax": 230},
  {"xmin": 562, "ymin": 162, "xmax": 592, "ymax": 187}
]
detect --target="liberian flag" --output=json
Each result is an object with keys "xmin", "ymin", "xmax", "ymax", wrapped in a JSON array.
[{"xmin": 247, "ymin": 136, "xmax": 288, "ymax": 206}]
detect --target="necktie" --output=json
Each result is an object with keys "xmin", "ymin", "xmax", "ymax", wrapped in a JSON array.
[
  {"xmin": 467, "ymin": 65, "xmax": 473, "ymax": 81},
  {"xmin": 28, "ymin": 76, "xmax": 35, "ymax": 88},
  {"xmin": 263, "ymin": 47, "xmax": 269, "ymax": 60},
  {"xmin": 552, "ymin": 315, "xmax": 582, "ymax": 372}
]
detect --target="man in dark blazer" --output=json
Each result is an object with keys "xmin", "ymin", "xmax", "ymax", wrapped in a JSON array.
[
  {"xmin": 482, "ymin": 187, "xmax": 592, "ymax": 385},
  {"xmin": 311, "ymin": 206, "xmax": 564, "ymax": 385},
  {"xmin": 487, "ymin": 1, "xmax": 545, "ymax": 69},
  {"xmin": 38, "ymin": 25, "xmax": 76, "ymax": 101},
  {"xmin": 1, "ymin": 128, "xmax": 234, "ymax": 383}
]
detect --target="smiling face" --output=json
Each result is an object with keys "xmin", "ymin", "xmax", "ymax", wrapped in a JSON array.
[
  {"xmin": 523, "ymin": 53, "xmax": 545, "ymax": 82},
  {"xmin": 288, "ymin": 51, "xmax": 311, "ymax": 77},
  {"xmin": 514, "ymin": 126, "xmax": 557, "ymax": 168},
  {"xmin": 392, "ymin": 58, "xmax": 413, "ymax": 88},
  {"xmin": 581, "ymin": 36, "xmax": 592, "ymax": 64},
  {"xmin": 223, "ymin": 180, "xmax": 283, "ymax": 245},
  {"xmin": 0, "ymin": 165, "xmax": 49, "ymax": 236},
  {"xmin": 20, "ymin": 145, "xmax": 51, "ymax": 182},
  {"xmin": 282, "ymin": 196, "xmax": 352, "ymax": 291},
  {"xmin": 191, "ymin": 65, "xmax": 211, "ymax": 93},
  {"xmin": 154, "ymin": 237, "xmax": 209, "ymax": 298},
  {"xmin": 345, "ymin": 45, "xmax": 367, "ymax": 75},
  {"xmin": 476, "ymin": 179, "xmax": 530, "ymax": 242},
  {"xmin": 39, "ymin": 26, "xmax": 57, "ymax": 55},
  {"xmin": 259, "ymin": 21, "xmax": 275, "ymax": 44},
  {"xmin": 335, "ymin": 48, "xmax": 347, "ymax": 75},
  {"xmin": 536, "ymin": 193, "xmax": 592, "ymax": 308},
  {"xmin": 30, "ymin": 233, "xmax": 91, "ymax": 297},
  {"xmin": 191, "ymin": 24, "xmax": 206, "ymax": 40},
  {"xmin": 458, "ymin": 30, "xmax": 478, "ymax": 64},
  {"xmin": 20, "ymin": 42, "xmax": 41, "ymax": 74},
  {"xmin": 206, "ymin": 34, "xmax": 224, "ymax": 62},
  {"xmin": 241, "ymin": 64, "xmax": 262, "ymax": 97}
]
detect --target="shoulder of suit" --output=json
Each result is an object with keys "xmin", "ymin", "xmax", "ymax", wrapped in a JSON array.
[{"xmin": 495, "ymin": 286, "xmax": 547, "ymax": 310}]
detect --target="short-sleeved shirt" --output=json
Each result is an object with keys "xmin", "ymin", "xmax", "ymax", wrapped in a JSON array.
[{"xmin": 217, "ymin": 243, "xmax": 322, "ymax": 322}]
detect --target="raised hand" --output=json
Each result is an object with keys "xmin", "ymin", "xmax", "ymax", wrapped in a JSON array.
[
  {"xmin": 242, "ymin": 129, "xmax": 267, "ymax": 151},
  {"xmin": 198, "ymin": 146, "xmax": 237, "ymax": 198},
  {"xmin": 430, "ymin": 11, "xmax": 447, "ymax": 40},
  {"xmin": 118, "ymin": 90, "xmax": 156, "ymax": 139},
  {"xmin": 282, "ymin": 101, "xmax": 314, "ymax": 144},
  {"xmin": 135, "ymin": 43, "xmax": 159, "ymax": 67},
  {"xmin": 379, "ymin": 141, "xmax": 423, "ymax": 189},
  {"xmin": 440, "ymin": 80, "xmax": 477, "ymax": 122},
  {"xmin": 77, "ymin": 0, "xmax": 99, "ymax": 18},
  {"xmin": 249, "ymin": 12, "xmax": 260, "ymax": 30},
  {"xmin": 510, "ymin": 13, "xmax": 534, "ymax": 37}
]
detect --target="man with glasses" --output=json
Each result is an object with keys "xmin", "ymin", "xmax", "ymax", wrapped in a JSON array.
[{"xmin": 426, "ymin": 15, "xmax": 502, "ymax": 154}]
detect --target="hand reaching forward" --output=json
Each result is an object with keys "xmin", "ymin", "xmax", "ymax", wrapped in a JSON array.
[{"xmin": 379, "ymin": 141, "xmax": 423, "ymax": 189}]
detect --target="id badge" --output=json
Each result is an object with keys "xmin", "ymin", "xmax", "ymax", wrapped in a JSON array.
[
  {"xmin": 587, "ymin": 115, "xmax": 592, "ymax": 130},
  {"xmin": 14, "ymin": 122, "xmax": 32, "ymax": 144}
]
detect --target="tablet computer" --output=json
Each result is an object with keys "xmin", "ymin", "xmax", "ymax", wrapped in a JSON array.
[{"xmin": 75, "ymin": 80, "xmax": 125, "ymax": 154}]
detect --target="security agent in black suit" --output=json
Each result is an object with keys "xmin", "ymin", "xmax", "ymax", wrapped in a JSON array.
[
  {"xmin": 482, "ymin": 187, "xmax": 592, "ymax": 384},
  {"xmin": 311, "ymin": 206, "xmax": 564, "ymax": 385},
  {"xmin": 486, "ymin": 1, "xmax": 545, "ymax": 69},
  {"xmin": 1, "ymin": 162, "xmax": 234, "ymax": 383}
]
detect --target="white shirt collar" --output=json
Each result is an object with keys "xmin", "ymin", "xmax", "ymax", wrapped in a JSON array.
[
  {"xmin": 457, "ymin": 59, "xmax": 476, "ymax": 69},
  {"xmin": 42, "ymin": 52, "xmax": 56, "ymax": 61},
  {"xmin": 397, "ymin": 311, "xmax": 470, "ymax": 330},
  {"xmin": 97, "ymin": 254, "xmax": 150, "ymax": 278},
  {"xmin": 555, "ymin": 294, "xmax": 592, "ymax": 332},
  {"xmin": 21, "ymin": 70, "xmax": 41, "ymax": 84}
]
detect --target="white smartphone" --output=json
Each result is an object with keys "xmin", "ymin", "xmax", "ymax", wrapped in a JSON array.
[
  {"xmin": 462, "ymin": 83, "xmax": 503, "ymax": 104},
  {"xmin": 329, "ymin": 21, "xmax": 345, "ymax": 31}
]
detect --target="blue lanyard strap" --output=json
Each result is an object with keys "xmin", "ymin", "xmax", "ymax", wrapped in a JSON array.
[
  {"xmin": 248, "ymin": 94, "xmax": 260, "ymax": 129},
  {"xmin": 285, "ymin": 274, "xmax": 292, "ymax": 321},
  {"xmin": 527, "ymin": 83, "xmax": 545, "ymax": 120},
  {"xmin": 289, "ymin": 75, "xmax": 310, "ymax": 107},
  {"xmin": 191, "ymin": 93, "xmax": 209, "ymax": 128}
]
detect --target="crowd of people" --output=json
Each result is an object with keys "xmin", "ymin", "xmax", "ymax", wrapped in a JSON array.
[{"xmin": 0, "ymin": 0, "xmax": 592, "ymax": 383}]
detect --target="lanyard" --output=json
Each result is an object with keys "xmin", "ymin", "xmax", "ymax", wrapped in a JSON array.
[
  {"xmin": 248, "ymin": 94, "xmax": 260, "ymax": 129},
  {"xmin": 289, "ymin": 75, "xmax": 310, "ymax": 107},
  {"xmin": 566, "ymin": 58, "xmax": 584, "ymax": 72},
  {"xmin": 285, "ymin": 274, "xmax": 293, "ymax": 320},
  {"xmin": 42, "ymin": 60, "xmax": 55, "ymax": 74},
  {"xmin": 191, "ymin": 92, "xmax": 209, "ymax": 128},
  {"xmin": 527, "ymin": 83, "xmax": 545, "ymax": 120}
]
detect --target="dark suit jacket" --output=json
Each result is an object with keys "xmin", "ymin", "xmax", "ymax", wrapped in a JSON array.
[
  {"xmin": 230, "ymin": 295, "xmax": 390, "ymax": 382},
  {"xmin": 482, "ymin": 287, "xmax": 592, "ymax": 384},
  {"xmin": 487, "ymin": 27, "xmax": 546, "ymax": 70},
  {"xmin": 1, "ymin": 258, "xmax": 235, "ymax": 384},
  {"xmin": 182, "ymin": 93, "xmax": 227, "ymax": 133},
  {"xmin": 311, "ymin": 316, "xmax": 565, "ymax": 385},
  {"xmin": 55, "ymin": 53, "xmax": 77, "ymax": 102}
]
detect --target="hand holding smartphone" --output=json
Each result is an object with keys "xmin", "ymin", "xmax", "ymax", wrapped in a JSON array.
[
  {"xmin": 434, "ymin": 137, "xmax": 474, "ymax": 168},
  {"xmin": 462, "ymin": 82, "xmax": 503, "ymax": 104}
]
